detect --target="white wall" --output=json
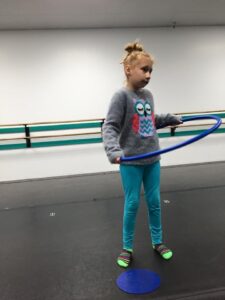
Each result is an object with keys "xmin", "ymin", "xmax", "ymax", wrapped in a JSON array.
[{"xmin": 0, "ymin": 27, "xmax": 225, "ymax": 181}]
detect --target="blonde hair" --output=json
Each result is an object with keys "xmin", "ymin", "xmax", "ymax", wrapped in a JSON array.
[{"xmin": 121, "ymin": 41, "xmax": 154, "ymax": 66}]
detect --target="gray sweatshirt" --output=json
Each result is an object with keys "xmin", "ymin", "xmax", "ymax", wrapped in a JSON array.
[{"xmin": 102, "ymin": 87, "xmax": 181, "ymax": 165}]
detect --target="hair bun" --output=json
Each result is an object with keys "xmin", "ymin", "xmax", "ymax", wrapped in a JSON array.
[{"xmin": 124, "ymin": 42, "xmax": 144, "ymax": 54}]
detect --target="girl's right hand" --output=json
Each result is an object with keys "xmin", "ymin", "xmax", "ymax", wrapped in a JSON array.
[{"xmin": 114, "ymin": 157, "xmax": 121, "ymax": 164}]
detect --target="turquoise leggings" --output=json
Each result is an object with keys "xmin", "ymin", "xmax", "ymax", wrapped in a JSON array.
[{"xmin": 119, "ymin": 161, "xmax": 162, "ymax": 250}]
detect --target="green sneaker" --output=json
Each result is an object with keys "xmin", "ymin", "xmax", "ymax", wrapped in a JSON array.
[
  {"xmin": 153, "ymin": 244, "xmax": 173, "ymax": 260},
  {"xmin": 117, "ymin": 249, "xmax": 133, "ymax": 268}
]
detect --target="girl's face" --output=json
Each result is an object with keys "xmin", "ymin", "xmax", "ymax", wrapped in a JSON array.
[{"xmin": 125, "ymin": 56, "xmax": 153, "ymax": 91}]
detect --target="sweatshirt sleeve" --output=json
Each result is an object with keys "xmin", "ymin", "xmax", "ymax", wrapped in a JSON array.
[
  {"xmin": 102, "ymin": 91, "xmax": 125, "ymax": 163},
  {"xmin": 155, "ymin": 113, "xmax": 182, "ymax": 129}
]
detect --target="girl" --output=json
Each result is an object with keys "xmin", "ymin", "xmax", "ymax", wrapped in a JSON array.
[{"xmin": 102, "ymin": 41, "xmax": 182, "ymax": 268}]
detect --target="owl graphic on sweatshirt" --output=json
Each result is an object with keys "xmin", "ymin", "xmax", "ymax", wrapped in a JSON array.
[{"xmin": 132, "ymin": 98, "xmax": 155, "ymax": 138}]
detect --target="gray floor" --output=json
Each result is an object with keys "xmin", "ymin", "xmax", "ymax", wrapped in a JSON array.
[{"xmin": 0, "ymin": 161, "xmax": 225, "ymax": 300}]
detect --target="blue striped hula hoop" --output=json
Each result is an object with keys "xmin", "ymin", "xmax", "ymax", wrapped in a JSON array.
[{"xmin": 120, "ymin": 115, "xmax": 222, "ymax": 162}]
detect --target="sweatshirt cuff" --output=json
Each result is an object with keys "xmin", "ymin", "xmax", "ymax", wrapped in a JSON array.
[
  {"xmin": 109, "ymin": 151, "xmax": 123, "ymax": 163},
  {"xmin": 171, "ymin": 115, "xmax": 183, "ymax": 125}
]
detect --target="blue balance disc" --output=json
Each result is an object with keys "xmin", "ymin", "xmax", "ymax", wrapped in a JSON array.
[{"xmin": 116, "ymin": 269, "xmax": 160, "ymax": 294}]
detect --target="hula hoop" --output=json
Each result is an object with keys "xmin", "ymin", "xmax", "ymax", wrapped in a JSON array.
[{"xmin": 120, "ymin": 115, "xmax": 222, "ymax": 162}]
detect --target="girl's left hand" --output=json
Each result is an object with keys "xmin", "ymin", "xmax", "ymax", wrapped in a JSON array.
[
  {"xmin": 175, "ymin": 116, "xmax": 183, "ymax": 125},
  {"xmin": 171, "ymin": 117, "xmax": 183, "ymax": 128}
]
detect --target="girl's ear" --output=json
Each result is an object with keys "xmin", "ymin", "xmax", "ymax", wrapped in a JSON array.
[{"xmin": 124, "ymin": 64, "xmax": 131, "ymax": 77}]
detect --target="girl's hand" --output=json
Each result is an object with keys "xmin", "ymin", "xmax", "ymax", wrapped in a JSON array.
[
  {"xmin": 178, "ymin": 117, "xmax": 183, "ymax": 124},
  {"xmin": 173, "ymin": 116, "xmax": 183, "ymax": 126},
  {"xmin": 114, "ymin": 157, "xmax": 121, "ymax": 164}
]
